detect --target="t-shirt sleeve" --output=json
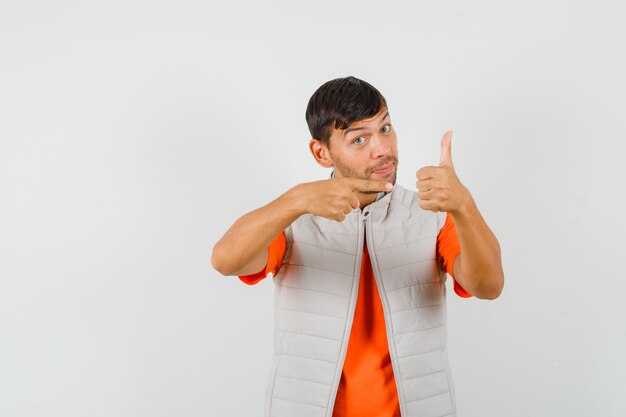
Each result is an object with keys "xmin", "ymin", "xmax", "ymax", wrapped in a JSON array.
[
  {"xmin": 238, "ymin": 231, "xmax": 287, "ymax": 285},
  {"xmin": 436, "ymin": 213, "xmax": 472, "ymax": 298}
]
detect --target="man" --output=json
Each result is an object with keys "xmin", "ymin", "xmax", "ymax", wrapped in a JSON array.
[{"xmin": 212, "ymin": 76, "xmax": 504, "ymax": 417}]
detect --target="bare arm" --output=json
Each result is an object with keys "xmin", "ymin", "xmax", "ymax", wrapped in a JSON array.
[
  {"xmin": 451, "ymin": 195, "xmax": 504, "ymax": 300},
  {"xmin": 211, "ymin": 187, "xmax": 305, "ymax": 276}
]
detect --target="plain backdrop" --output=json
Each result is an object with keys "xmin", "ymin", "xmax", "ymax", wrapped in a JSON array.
[{"xmin": 1, "ymin": 1, "xmax": 625, "ymax": 416}]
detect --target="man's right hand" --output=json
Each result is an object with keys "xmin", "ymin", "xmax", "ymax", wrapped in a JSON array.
[{"xmin": 292, "ymin": 178, "xmax": 394, "ymax": 222}]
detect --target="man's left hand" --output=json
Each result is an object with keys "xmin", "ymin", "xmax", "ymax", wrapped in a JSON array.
[{"xmin": 415, "ymin": 130, "xmax": 472, "ymax": 214}]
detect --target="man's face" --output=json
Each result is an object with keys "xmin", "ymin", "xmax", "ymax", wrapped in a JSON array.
[{"xmin": 327, "ymin": 106, "xmax": 399, "ymax": 191}]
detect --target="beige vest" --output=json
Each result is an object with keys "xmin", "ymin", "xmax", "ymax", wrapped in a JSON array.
[{"xmin": 265, "ymin": 182, "xmax": 457, "ymax": 417}]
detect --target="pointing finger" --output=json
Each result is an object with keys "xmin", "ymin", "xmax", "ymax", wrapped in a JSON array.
[{"xmin": 346, "ymin": 178, "xmax": 393, "ymax": 193}]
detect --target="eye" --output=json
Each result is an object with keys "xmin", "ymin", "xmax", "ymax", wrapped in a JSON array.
[
  {"xmin": 381, "ymin": 124, "xmax": 391, "ymax": 133},
  {"xmin": 353, "ymin": 136, "xmax": 366, "ymax": 145}
]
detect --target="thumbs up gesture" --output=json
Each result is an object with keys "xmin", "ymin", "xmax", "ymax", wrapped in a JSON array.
[{"xmin": 416, "ymin": 130, "xmax": 472, "ymax": 214}]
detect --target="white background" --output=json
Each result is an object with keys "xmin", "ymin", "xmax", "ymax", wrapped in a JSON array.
[{"xmin": 1, "ymin": 1, "xmax": 625, "ymax": 416}]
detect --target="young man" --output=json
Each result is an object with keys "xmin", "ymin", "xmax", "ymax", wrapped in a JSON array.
[{"xmin": 212, "ymin": 76, "xmax": 504, "ymax": 417}]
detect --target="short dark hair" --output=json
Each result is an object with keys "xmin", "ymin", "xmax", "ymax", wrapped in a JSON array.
[{"xmin": 305, "ymin": 76, "xmax": 388, "ymax": 148}]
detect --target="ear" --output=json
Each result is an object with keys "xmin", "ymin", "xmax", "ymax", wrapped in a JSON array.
[{"xmin": 309, "ymin": 138, "xmax": 334, "ymax": 168}]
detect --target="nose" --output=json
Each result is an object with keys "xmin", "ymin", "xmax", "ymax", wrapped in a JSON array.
[{"xmin": 369, "ymin": 135, "xmax": 391, "ymax": 157}]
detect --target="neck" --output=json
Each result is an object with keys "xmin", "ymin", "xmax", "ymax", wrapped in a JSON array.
[{"xmin": 357, "ymin": 192, "xmax": 380, "ymax": 208}]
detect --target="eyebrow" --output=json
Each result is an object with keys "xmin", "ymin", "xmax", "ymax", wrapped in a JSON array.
[{"xmin": 343, "ymin": 111, "xmax": 390, "ymax": 137}]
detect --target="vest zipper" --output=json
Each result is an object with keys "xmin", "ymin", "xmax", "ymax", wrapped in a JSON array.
[{"xmin": 364, "ymin": 211, "xmax": 407, "ymax": 417}]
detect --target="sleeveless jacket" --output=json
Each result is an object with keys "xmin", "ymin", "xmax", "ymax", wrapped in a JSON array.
[{"xmin": 264, "ymin": 182, "xmax": 457, "ymax": 417}]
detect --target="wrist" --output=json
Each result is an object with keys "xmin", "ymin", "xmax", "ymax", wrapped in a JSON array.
[
  {"xmin": 282, "ymin": 184, "xmax": 310, "ymax": 217},
  {"xmin": 450, "ymin": 188, "xmax": 477, "ymax": 221}
]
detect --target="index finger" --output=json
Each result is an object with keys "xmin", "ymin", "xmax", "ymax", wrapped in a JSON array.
[
  {"xmin": 416, "ymin": 166, "xmax": 438, "ymax": 180},
  {"xmin": 345, "ymin": 178, "xmax": 394, "ymax": 193}
]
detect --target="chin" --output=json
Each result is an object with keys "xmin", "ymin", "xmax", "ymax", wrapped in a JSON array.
[{"xmin": 371, "ymin": 171, "xmax": 396, "ymax": 184}]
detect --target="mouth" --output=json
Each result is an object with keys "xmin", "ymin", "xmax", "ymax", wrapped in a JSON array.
[{"xmin": 372, "ymin": 162, "xmax": 394, "ymax": 175}]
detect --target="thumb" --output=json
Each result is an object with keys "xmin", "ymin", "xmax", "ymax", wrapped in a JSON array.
[{"xmin": 439, "ymin": 130, "xmax": 454, "ymax": 167}]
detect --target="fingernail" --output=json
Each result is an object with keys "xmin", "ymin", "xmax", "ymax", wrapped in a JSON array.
[{"xmin": 385, "ymin": 183, "xmax": 393, "ymax": 191}]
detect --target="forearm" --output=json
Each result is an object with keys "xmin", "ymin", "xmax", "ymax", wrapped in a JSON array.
[
  {"xmin": 211, "ymin": 186, "xmax": 305, "ymax": 276},
  {"xmin": 450, "ymin": 194, "xmax": 504, "ymax": 299}
]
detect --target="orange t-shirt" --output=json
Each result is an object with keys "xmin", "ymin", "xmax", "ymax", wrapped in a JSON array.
[{"xmin": 238, "ymin": 213, "xmax": 471, "ymax": 416}]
